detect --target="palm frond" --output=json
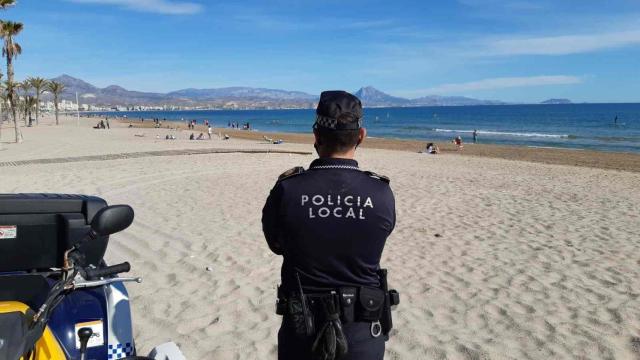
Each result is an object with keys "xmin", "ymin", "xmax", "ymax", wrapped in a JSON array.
[{"xmin": 0, "ymin": 0, "xmax": 16, "ymax": 10}]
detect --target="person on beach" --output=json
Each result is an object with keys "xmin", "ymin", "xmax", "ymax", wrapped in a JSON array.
[
  {"xmin": 208, "ymin": 126, "xmax": 213, "ymax": 139},
  {"xmin": 263, "ymin": 91, "xmax": 397, "ymax": 360},
  {"xmin": 106, "ymin": 118, "xmax": 110, "ymax": 129},
  {"xmin": 472, "ymin": 130, "xmax": 477, "ymax": 143},
  {"xmin": 426, "ymin": 142, "xmax": 439, "ymax": 154},
  {"xmin": 453, "ymin": 136, "xmax": 463, "ymax": 150}
]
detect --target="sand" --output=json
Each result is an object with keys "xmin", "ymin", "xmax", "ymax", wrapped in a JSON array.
[{"xmin": 1, "ymin": 115, "xmax": 640, "ymax": 359}]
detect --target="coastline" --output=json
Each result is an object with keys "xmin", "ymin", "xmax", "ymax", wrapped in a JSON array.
[{"xmin": 115, "ymin": 117, "xmax": 640, "ymax": 173}]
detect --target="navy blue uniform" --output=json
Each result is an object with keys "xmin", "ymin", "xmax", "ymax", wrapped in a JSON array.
[{"xmin": 262, "ymin": 157, "xmax": 396, "ymax": 360}]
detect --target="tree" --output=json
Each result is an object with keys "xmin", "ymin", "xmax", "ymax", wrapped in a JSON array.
[
  {"xmin": 18, "ymin": 80, "xmax": 30, "ymax": 125},
  {"xmin": 1, "ymin": 20, "xmax": 23, "ymax": 143},
  {"xmin": 23, "ymin": 94, "xmax": 35, "ymax": 126},
  {"xmin": 0, "ymin": 73, "xmax": 3, "ymax": 139},
  {"xmin": 2, "ymin": 79, "xmax": 19, "ymax": 141},
  {"xmin": 0, "ymin": 0, "xmax": 15, "ymax": 141},
  {"xmin": 47, "ymin": 80, "xmax": 65, "ymax": 125},
  {"xmin": 0, "ymin": 0, "xmax": 16, "ymax": 10},
  {"xmin": 27, "ymin": 77, "xmax": 46, "ymax": 125}
]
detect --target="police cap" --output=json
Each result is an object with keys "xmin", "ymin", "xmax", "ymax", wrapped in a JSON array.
[{"xmin": 314, "ymin": 91, "xmax": 363, "ymax": 131}]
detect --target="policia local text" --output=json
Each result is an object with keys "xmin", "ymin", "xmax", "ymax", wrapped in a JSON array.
[{"xmin": 301, "ymin": 194, "xmax": 374, "ymax": 219}]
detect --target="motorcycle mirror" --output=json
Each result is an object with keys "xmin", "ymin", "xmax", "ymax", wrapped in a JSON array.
[{"xmin": 91, "ymin": 205, "xmax": 134, "ymax": 236}]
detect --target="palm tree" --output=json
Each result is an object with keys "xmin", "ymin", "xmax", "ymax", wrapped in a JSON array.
[
  {"xmin": 17, "ymin": 80, "xmax": 30, "ymax": 125},
  {"xmin": 0, "ymin": 0, "xmax": 15, "ymax": 141},
  {"xmin": 1, "ymin": 20, "xmax": 23, "ymax": 143},
  {"xmin": 0, "ymin": 0, "xmax": 15, "ymax": 91},
  {"xmin": 17, "ymin": 94, "xmax": 26, "ymax": 125},
  {"xmin": 27, "ymin": 77, "xmax": 46, "ymax": 125},
  {"xmin": 47, "ymin": 80, "xmax": 65, "ymax": 125},
  {"xmin": 23, "ymin": 95, "xmax": 35, "ymax": 126},
  {"xmin": 0, "ymin": 0, "xmax": 15, "ymax": 10},
  {"xmin": 2, "ymin": 79, "xmax": 19, "ymax": 141},
  {"xmin": 0, "ymin": 87, "xmax": 9, "ymax": 128},
  {"xmin": 0, "ymin": 73, "xmax": 3, "ymax": 139}
]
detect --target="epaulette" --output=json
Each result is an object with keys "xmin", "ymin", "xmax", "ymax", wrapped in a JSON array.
[
  {"xmin": 278, "ymin": 166, "xmax": 305, "ymax": 182},
  {"xmin": 364, "ymin": 171, "xmax": 390, "ymax": 184}
]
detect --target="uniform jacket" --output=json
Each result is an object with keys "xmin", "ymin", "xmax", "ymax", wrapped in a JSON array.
[{"xmin": 262, "ymin": 157, "xmax": 396, "ymax": 292}]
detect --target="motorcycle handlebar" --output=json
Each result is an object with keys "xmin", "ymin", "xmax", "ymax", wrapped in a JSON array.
[{"xmin": 85, "ymin": 262, "xmax": 131, "ymax": 280}]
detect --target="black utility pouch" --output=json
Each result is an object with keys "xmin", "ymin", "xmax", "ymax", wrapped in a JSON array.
[
  {"xmin": 338, "ymin": 287, "xmax": 357, "ymax": 323},
  {"xmin": 357, "ymin": 287, "xmax": 385, "ymax": 322},
  {"xmin": 288, "ymin": 297, "xmax": 315, "ymax": 337},
  {"xmin": 389, "ymin": 289, "xmax": 400, "ymax": 306}
]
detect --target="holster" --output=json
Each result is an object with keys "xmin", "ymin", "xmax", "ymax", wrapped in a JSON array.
[{"xmin": 377, "ymin": 269, "xmax": 400, "ymax": 339}]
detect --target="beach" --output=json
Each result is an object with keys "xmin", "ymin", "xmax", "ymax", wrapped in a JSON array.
[{"xmin": 1, "ymin": 115, "xmax": 640, "ymax": 359}]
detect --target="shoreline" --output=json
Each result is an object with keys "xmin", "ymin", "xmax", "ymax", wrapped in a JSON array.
[{"xmin": 115, "ymin": 117, "xmax": 640, "ymax": 173}]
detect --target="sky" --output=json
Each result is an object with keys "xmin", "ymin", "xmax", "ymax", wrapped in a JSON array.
[{"xmin": 4, "ymin": 0, "xmax": 640, "ymax": 102}]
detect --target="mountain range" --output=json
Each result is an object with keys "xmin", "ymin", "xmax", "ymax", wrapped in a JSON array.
[{"xmin": 42, "ymin": 75, "xmax": 537, "ymax": 109}]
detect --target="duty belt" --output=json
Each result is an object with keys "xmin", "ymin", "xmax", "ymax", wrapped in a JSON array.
[{"xmin": 275, "ymin": 270, "xmax": 400, "ymax": 340}]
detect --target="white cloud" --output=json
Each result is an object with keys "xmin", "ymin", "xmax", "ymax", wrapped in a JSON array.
[
  {"xmin": 410, "ymin": 75, "xmax": 582, "ymax": 95},
  {"xmin": 487, "ymin": 30, "xmax": 640, "ymax": 55},
  {"xmin": 231, "ymin": 14, "xmax": 393, "ymax": 32},
  {"xmin": 68, "ymin": 0, "xmax": 202, "ymax": 15}
]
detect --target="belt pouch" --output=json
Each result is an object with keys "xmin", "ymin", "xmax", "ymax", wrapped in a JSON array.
[
  {"xmin": 288, "ymin": 296, "xmax": 314, "ymax": 337},
  {"xmin": 338, "ymin": 287, "xmax": 357, "ymax": 323},
  {"xmin": 358, "ymin": 287, "xmax": 385, "ymax": 322}
]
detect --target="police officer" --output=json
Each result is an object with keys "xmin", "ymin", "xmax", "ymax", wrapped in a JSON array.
[{"xmin": 262, "ymin": 90, "xmax": 396, "ymax": 360}]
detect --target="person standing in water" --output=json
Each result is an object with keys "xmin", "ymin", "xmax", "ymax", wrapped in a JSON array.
[{"xmin": 472, "ymin": 129, "xmax": 477, "ymax": 143}]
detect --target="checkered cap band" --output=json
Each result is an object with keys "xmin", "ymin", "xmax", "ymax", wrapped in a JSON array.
[{"xmin": 315, "ymin": 114, "xmax": 361, "ymax": 130}]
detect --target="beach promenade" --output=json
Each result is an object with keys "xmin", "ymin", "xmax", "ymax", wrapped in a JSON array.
[{"xmin": 1, "ymin": 115, "xmax": 639, "ymax": 359}]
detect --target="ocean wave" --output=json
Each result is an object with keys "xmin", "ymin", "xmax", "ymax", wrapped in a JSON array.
[
  {"xmin": 527, "ymin": 146, "xmax": 585, "ymax": 151},
  {"xmin": 595, "ymin": 136, "xmax": 640, "ymax": 143},
  {"xmin": 399, "ymin": 126, "xmax": 435, "ymax": 131},
  {"xmin": 434, "ymin": 128, "xmax": 571, "ymax": 138}
]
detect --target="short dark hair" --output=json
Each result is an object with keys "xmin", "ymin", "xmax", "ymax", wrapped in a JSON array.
[
  {"xmin": 314, "ymin": 115, "xmax": 360, "ymax": 153},
  {"xmin": 315, "ymin": 128, "xmax": 360, "ymax": 153}
]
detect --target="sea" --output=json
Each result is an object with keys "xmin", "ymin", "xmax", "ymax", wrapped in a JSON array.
[{"xmin": 92, "ymin": 103, "xmax": 640, "ymax": 154}]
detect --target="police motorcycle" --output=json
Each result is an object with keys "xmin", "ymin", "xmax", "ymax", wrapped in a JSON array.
[{"xmin": 0, "ymin": 194, "xmax": 184, "ymax": 360}]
